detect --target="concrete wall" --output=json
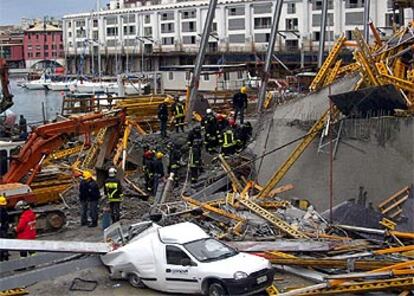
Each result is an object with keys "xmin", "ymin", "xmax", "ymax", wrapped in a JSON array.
[{"xmin": 254, "ymin": 78, "xmax": 414, "ymax": 211}]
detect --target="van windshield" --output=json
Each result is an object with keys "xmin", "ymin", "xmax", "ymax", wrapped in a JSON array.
[{"xmin": 184, "ymin": 238, "xmax": 238, "ymax": 263}]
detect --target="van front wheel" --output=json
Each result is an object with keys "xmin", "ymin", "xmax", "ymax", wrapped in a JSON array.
[
  {"xmin": 208, "ymin": 282, "xmax": 227, "ymax": 296},
  {"xmin": 128, "ymin": 273, "xmax": 145, "ymax": 288}
]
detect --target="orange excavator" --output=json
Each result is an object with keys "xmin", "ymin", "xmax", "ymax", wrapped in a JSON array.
[{"xmin": 0, "ymin": 110, "xmax": 126, "ymax": 232}]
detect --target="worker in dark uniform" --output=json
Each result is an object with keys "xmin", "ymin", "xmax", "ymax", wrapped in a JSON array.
[
  {"xmin": 202, "ymin": 109, "xmax": 220, "ymax": 154},
  {"xmin": 221, "ymin": 120, "xmax": 237, "ymax": 156},
  {"xmin": 19, "ymin": 115, "xmax": 27, "ymax": 134},
  {"xmin": 171, "ymin": 97, "xmax": 185, "ymax": 133},
  {"xmin": 0, "ymin": 195, "xmax": 9, "ymax": 261},
  {"xmin": 143, "ymin": 149, "xmax": 155, "ymax": 193},
  {"xmin": 104, "ymin": 167, "xmax": 123, "ymax": 223},
  {"xmin": 232, "ymin": 86, "xmax": 248, "ymax": 124},
  {"xmin": 158, "ymin": 99, "xmax": 169, "ymax": 138},
  {"xmin": 79, "ymin": 171, "xmax": 100, "ymax": 227},
  {"xmin": 187, "ymin": 125, "xmax": 203, "ymax": 148},
  {"xmin": 190, "ymin": 138, "xmax": 203, "ymax": 183},
  {"xmin": 236, "ymin": 121, "xmax": 253, "ymax": 152},
  {"xmin": 168, "ymin": 142, "xmax": 182, "ymax": 183},
  {"xmin": 151, "ymin": 152, "xmax": 165, "ymax": 196}
]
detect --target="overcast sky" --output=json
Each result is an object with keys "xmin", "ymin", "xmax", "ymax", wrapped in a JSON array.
[{"xmin": 0, "ymin": 0, "xmax": 109, "ymax": 25}]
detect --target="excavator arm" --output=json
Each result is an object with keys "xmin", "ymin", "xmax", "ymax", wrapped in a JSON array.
[
  {"xmin": 1, "ymin": 111, "xmax": 125, "ymax": 184},
  {"xmin": 0, "ymin": 58, "xmax": 14, "ymax": 113}
]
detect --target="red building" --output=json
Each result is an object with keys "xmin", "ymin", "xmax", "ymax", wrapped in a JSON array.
[
  {"xmin": 23, "ymin": 23, "xmax": 64, "ymax": 69},
  {"xmin": 0, "ymin": 27, "xmax": 25, "ymax": 69}
]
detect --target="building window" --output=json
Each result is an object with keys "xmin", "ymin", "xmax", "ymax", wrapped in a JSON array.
[
  {"xmin": 75, "ymin": 20, "xmax": 86, "ymax": 27},
  {"xmin": 76, "ymin": 29, "xmax": 86, "ymax": 38},
  {"xmin": 287, "ymin": 3, "xmax": 296, "ymax": 14},
  {"xmin": 228, "ymin": 6, "xmax": 245, "ymax": 16},
  {"xmin": 182, "ymin": 21, "xmax": 196, "ymax": 33},
  {"xmin": 122, "ymin": 14, "xmax": 135, "ymax": 23},
  {"xmin": 385, "ymin": 13, "xmax": 399, "ymax": 27},
  {"xmin": 44, "ymin": 45, "xmax": 48, "ymax": 50},
  {"xmin": 44, "ymin": 52, "xmax": 49, "ymax": 57},
  {"xmin": 162, "ymin": 37, "xmax": 174, "ymax": 45},
  {"xmin": 312, "ymin": 0, "xmax": 334, "ymax": 10},
  {"xmin": 68, "ymin": 21, "xmax": 72, "ymax": 28},
  {"xmin": 36, "ymin": 45, "xmax": 41, "ymax": 51},
  {"xmin": 228, "ymin": 19, "xmax": 245, "ymax": 31},
  {"xmin": 28, "ymin": 52, "xmax": 33, "ymax": 58},
  {"xmin": 68, "ymin": 32, "xmax": 72, "ymax": 38},
  {"xmin": 345, "ymin": 12, "xmax": 364, "ymax": 25},
  {"xmin": 52, "ymin": 44, "xmax": 57, "ymax": 50},
  {"xmin": 285, "ymin": 40, "xmax": 299, "ymax": 50},
  {"xmin": 68, "ymin": 41, "xmax": 73, "ymax": 47},
  {"xmin": 312, "ymin": 31, "xmax": 334, "ymax": 41},
  {"xmin": 168, "ymin": 72, "xmax": 174, "ymax": 80},
  {"xmin": 183, "ymin": 36, "xmax": 196, "ymax": 44},
  {"xmin": 255, "ymin": 33, "xmax": 270, "ymax": 43},
  {"xmin": 312, "ymin": 13, "xmax": 334, "ymax": 26},
  {"xmin": 254, "ymin": 17, "xmax": 272, "ymax": 29},
  {"xmin": 203, "ymin": 74, "xmax": 210, "ymax": 81},
  {"xmin": 144, "ymin": 15, "xmax": 151, "ymax": 24},
  {"xmin": 345, "ymin": 0, "xmax": 365, "ymax": 8},
  {"xmin": 253, "ymin": 4, "xmax": 272, "ymax": 14},
  {"xmin": 60, "ymin": 44, "xmax": 64, "ymax": 49},
  {"xmin": 161, "ymin": 23, "xmax": 174, "ymax": 34},
  {"xmin": 161, "ymin": 12, "xmax": 174, "ymax": 21},
  {"xmin": 286, "ymin": 18, "xmax": 298, "ymax": 30},
  {"xmin": 123, "ymin": 25, "xmax": 136, "ymax": 35},
  {"xmin": 27, "ymin": 45, "xmax": 32, "ymax": 51},
  {"xmin": 182, "ymin": 10, "xmax": 196, "ymax": 19},
  {"xmin": 229, "ymin": 34, "xmax": 245, "ymax": 43},
  {"xmin": 106, "ymin": 16, "xmax": 118, "ymax": 25},
  {"xmin": 76, "ymin": 41, "xmax": 84, "ymax": 47},
  {"xmin": 144, "ymin": 27, "xmax": 153, "ymax": 37},
  {"xmin": 93, "ymin": 19, "xmax": 98, "ymax": 27},
  {"xmin": 35, "ymin": 52, "xmax": 41, "ymax": 57},
  {"xmin": 106, "ymin": 27, "xmax": 118, "ymax": 36},
  {"xmin": 92, "ymin": 31, "xmax": 98, "ymax": 40}
]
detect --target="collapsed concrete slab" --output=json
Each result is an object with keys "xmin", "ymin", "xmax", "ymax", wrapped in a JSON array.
[{"xmin": 254, "ymin": 77, "xmax": 414, "ymax": 211}]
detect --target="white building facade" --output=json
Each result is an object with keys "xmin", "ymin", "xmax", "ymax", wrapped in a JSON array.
[{"xmin": 62, "ymin": 0, "xmax": 413, "ymax": 74}]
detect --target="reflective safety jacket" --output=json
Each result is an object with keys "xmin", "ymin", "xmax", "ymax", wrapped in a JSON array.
[
  {"xmin": 172, "ymin": 102, "xmax": 185, "ymax": 118},
  {"xmin": 222, "ymin": 129, "xmax": 237, "ymax": 148},
  {"xmin": 104, "ymin": 177, "xmax": 123, "ymax": 203}
]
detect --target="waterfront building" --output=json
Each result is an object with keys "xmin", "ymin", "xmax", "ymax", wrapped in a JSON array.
[
  {"xmin": 63, "ymin": 0, "xmax": 413, "ymax": 75},
  {"xmin": 0, "ymin": 26, "xmax": 25, "ymax": 69},
  {"xmin": 23, "ymin": 23, "xmax": 65, "ymax": 70}
]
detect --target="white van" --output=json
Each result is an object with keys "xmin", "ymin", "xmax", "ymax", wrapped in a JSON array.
[{"xmin": 102, "ymin": 222, "xmax": 275, "ymax": 296}]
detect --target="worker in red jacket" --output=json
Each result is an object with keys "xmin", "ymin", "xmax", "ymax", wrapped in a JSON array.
[{"xmin": 14, "ymin": 200, "xmax": 37, "ymax": 257}]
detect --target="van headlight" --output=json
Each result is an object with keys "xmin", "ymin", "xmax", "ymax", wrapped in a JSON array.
[{"xmin": 233, "ymin": 271, "xmax": 248, "ymax": 280}]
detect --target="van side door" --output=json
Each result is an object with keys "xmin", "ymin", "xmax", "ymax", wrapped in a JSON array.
[{"xmin": 163, "ymin": 245, "xmax": 200, "ymax": 293}]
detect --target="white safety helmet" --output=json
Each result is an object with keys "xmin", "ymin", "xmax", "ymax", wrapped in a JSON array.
[
  {"xmin": 206, "ymin": 108, "xmax": 212, "ymax": 114},
  {"xmin": 108, "ymin": 167, "xmax": 117, "ymax": 177},
  {"xmin": 179, "ymin": 97, "xmax": 185, "ymax": 103},
  {"xmin": 15, "ymin": 200, "xmax": 29, "ymax": 210}
]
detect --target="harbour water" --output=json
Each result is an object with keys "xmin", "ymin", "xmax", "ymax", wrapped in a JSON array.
[{"xmin": 8, "ymin": 77, "xmax": 64, "ymax": 124}]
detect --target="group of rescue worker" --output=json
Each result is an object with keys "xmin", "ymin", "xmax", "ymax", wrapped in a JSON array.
[
  {"xmin": 152, "ymin": 87, "xmax": 253, "ymax": 186},
  {"xmin": 78, "ymin": 167, "xmax": 123, "ymax": 228}
]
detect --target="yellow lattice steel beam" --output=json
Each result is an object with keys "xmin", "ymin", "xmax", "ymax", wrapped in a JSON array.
[{"xmin": 309, "ymin": 35, "xmax": 346, "ymax": 92}]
